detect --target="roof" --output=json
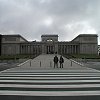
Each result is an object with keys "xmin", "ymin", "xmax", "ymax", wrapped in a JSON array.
[
  {"xmin": 2, "ymin": 34, "xmax": 28, "ymax": 42},
  {"xmin": 78, "ymin": 34, "xmax": 98, "ymax": 37},
  {"xmin": 72, "ymin": 34, "xmax": 98, "ymax": 42},
  {"xmin": 41, "ymin": 34, "xmax": 58, "ymax": 37}
]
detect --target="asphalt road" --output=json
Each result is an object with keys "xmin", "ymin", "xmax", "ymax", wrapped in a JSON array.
[{"xmin": 0, "ymin": 95, "xmax": 100, "ymax": 100}]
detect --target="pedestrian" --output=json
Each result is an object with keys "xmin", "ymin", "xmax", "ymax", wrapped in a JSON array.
[
  {"xmin": 59, "ymin": 56, "xmax": 64, "ymax": 68},
  {"xmin": 53, "ymin": 55, "xmax": 58, "ymax": 68}
]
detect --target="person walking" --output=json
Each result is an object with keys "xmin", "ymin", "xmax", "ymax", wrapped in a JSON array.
[
  {"xmin": 59, "ymin": 55, "xmax": 64, "ymax": 68},
  {"xmin": 53, "ymin": 55, "xmax": 58, "ymax": 68}
]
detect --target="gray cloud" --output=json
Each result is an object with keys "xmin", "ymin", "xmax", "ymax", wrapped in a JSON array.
[{"xmin": 0, "ymin": 0, "xmax": 100, "ymax": 43}]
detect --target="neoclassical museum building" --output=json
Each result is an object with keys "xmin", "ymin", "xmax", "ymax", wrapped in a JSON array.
[{"xmin": 0, "ymin": 34, "xmax": 98, "ymax": 55}]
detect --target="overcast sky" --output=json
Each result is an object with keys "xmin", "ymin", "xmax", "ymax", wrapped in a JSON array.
[{"xmin": 0, "ymin": 0, "xmax": 100, "ymax": 43}]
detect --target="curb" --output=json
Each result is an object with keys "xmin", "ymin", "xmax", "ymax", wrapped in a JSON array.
[
  {"xmin": 70, "ymin": 59, "xmax": 84, "ymax": 66},
  {"xmin": 17, "ymin": 59, "xmax": 31, "ymax": 67}
]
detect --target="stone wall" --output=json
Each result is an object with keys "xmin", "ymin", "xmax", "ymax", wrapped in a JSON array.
[
  {"xmin": 72, "ymin": 34, "xmax": 98, "ymax": 54},
  {"xmin": 2, "ymin": 44, "xmax": 20, "ymax": 55}
]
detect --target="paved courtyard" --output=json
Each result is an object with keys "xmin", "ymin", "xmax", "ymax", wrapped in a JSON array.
[{"xmin": 15, "ymin": 54, "xmax": 98, "ymax": 72}]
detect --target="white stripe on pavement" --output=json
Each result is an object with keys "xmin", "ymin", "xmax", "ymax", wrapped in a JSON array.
[
  {"xmin": 1, "ymin": 72, "xmax": 100, "ymax": 75},
  {"xmin": 0, "ymin": 79, "xmax": 100, "ymax": 83},
  {"xmin": 0, "ymin": 91, "xmax": 100, "ymax": 96},
  {"xmin": 0, "ymin": 76, "xmax": 100, "ymax": 79},
  {"xmin": 0, "ymin": 84, "xmax": 100, "ymax": 88},
  {"xmin": 0, "ymin": 74, "xmax": 100, "ymax": 77}
]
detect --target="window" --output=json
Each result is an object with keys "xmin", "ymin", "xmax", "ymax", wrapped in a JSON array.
[{"xmin": 47, "ymin": 39, "xmax": 53, "ymax": 42}]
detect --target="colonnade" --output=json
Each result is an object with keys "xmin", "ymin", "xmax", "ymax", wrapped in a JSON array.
[
  {"xmin": 20, "ymin": 44, "xmax": 42, "ymax": 55},
  {"xmin": 20, "ymin": 44, "xmax": 79, "ymax": 55},
  {"xmin": 58, "ymin": 45, "xmax": 79, "ymax": 54}
]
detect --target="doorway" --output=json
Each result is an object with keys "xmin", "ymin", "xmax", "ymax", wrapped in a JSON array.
[{"xmin": 46, "ymin": 46, "xmax": 54, "ymax": 54}]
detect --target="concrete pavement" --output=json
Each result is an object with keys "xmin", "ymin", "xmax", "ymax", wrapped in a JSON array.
[{"xmin": 10, "ymin": 54, "xmax": 98, "ymax": 72}]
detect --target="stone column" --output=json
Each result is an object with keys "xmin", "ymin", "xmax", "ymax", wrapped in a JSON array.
[
  {"xmin": 64, "ymin": 45, "xmax": 65, "ymax": 54},
  {"xmin": 75, "ymin": 45, "xmax": 76, "ymax": 54},
  {"xmin": 71, "ymin": 45, "xmax": 73, "ymax": 54},
  {"xmin": 42, "ymin": 44, "xmax": 45, "ymax": 54},
  {"xmin": 55, "ymin": 43, "xmax": 58, "ymax": 54}
]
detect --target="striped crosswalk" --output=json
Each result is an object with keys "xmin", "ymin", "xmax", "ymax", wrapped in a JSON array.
[{"xmin": 0, "ymin": 68, "xmax": 100, "ymax": 98}]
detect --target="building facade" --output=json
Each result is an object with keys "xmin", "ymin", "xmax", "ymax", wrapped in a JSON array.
[{"xmin": 0, "ymin": 34, "xmax": 98, "ymax": 55}]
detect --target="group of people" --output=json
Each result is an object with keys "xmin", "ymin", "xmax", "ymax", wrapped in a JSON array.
[{"xmin": 53, "ymin": 55, "xmax": 64, "ymax": 68}]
